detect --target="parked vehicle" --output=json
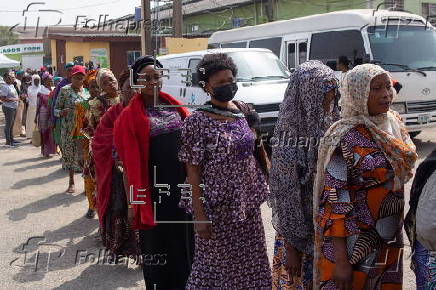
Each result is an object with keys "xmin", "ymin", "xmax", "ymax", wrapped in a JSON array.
[
  {"xmin": 209, "ymin": 9, "xmax": 436, "ymax": 135},
  {"xmin": 157, "ymin": 48, "xmax": 290, "ymax": 136}
]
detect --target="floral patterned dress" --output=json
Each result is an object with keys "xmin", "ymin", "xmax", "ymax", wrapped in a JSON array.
[
  {"xmin": 178, "ymin": 111, "xmax": 271, "ymax": 289},
  {"xmin": 318, "ymin": 125, "xmax": 404, "ymax": 290},
  {"xmin": 54, "ymin": 85, "xmax": 89, "ymax": 171}
]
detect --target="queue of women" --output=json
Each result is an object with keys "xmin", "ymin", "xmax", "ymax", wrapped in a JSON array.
[{"xmin": 30, "ymin": 53, "xmax": 435, "ymax": 290}]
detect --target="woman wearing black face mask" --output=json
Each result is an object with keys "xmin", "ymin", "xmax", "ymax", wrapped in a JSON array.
[{"xmin": 178, "ymin": 53, "xmax": 271, "ymax": 288}]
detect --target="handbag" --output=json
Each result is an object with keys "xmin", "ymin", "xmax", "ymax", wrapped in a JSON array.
[
  {"xmin": 234, "ymin": 100, "xmax": 271, "ymax": 178},
  {"xmin": 32, "ymin": 127, "xmax": 41, "ymax": 147}
]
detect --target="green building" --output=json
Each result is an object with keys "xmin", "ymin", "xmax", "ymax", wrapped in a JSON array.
[{"xmin": 152, "ymin": 0, "xmax": 436, "ymax": 36}]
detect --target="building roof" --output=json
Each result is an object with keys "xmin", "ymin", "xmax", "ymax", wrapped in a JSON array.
[
  {"xmin": 48, "ymin": 32, "xmax": 140, "ymax": 42},
  {"xmin": 209, "ymin": 9, "xmax": 431, "ymax": 43}
]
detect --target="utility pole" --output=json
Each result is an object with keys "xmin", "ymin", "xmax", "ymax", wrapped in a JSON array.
[
  {"xmin": 141, "ymin": 0, "xmax": 152, "ymax": 55},
  {"xmin": 173, "ymin": 0, "xmax": 183, "ymax": 37}
]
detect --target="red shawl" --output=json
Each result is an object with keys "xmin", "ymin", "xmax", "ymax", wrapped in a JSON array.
[
  {"xmin": 113, "ymin": 92, "xmax": 189, "ymax": 230},
  {"xmin": 92, "ymin": 103, "xmax": 125, "ymax": 226}
]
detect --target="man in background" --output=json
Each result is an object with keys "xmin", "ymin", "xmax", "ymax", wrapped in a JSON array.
[{"xmin": 0, "ymin": 71, "xmax": 20, "ymax": 146}]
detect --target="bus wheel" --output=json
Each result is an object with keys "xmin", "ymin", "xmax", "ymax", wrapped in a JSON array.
[{"xmin": 409, "ymin": 131, "xmax": 421, "ymax": 138}]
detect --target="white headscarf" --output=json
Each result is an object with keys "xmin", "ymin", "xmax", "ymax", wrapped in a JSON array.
[
  {"xmin": 96, "ymin": 68, "xmax": 115, "ymax": 88},
  {"xmin": 27, "ymin": 74, "xmax": 41, "ymax": 107}
]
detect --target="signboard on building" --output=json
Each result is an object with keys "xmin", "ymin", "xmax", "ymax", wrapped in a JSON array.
[
  {"xmin": 0, "ymin": 43, "xmax": 44, "ymax": 55},
  {"xmin": 90, "ymin": 48, "xmax": 109, "ymax": 68}
]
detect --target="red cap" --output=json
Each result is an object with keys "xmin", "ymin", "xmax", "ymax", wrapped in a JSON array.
[
  {"xmin": 40, "ymin": 66, "xmax": 46, "ymax": 71},
  {"xmin": 71, "ymin": 65, "xmax": 86, "ymax": 76}
]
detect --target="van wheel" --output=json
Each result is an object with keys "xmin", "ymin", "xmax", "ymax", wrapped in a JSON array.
[{"xmin": 409, "ymin": 131, "xmax": 421, "ymax": 138}]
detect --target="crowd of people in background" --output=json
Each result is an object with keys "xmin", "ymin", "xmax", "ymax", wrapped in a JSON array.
[{"xmin": 1, "ymin": 54, "xmax": 435, "ymax": 290}]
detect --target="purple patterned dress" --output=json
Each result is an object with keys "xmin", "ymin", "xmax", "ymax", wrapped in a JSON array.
[{"xmin": 179, "ymin": 111, "xmax": 271, "ymax": 289}]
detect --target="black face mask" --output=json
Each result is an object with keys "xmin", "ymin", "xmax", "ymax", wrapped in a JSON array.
[{"xmin": 211, "ymin": 83, "xmax": 238, "ymax": 102}]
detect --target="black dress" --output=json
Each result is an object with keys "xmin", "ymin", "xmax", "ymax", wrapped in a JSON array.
[{"xmin": 139, "ymin": 107, "xmax": 194, "ymax": 290}]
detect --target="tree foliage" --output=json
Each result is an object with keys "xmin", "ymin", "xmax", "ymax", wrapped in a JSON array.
[{"xmin": 0, "ymin": 26, "xmax": 18, "ymax": 47}]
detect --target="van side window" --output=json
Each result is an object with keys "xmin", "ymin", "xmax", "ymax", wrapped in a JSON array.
[
  {"xmin": 310, "ymin": 30, "xmax": 365, "ymax": 68},
  {"xmin": 221, "ymin": 42, "xmax": 247, "ymax": 48},
  {"xmin": 208, "ymin": 43, "xmax": 220, "ymax": 49},
  {"xmin": 287, "ymin": 43, "xmax": 296, "ymax": 70},
  {"xmin": 188, "ymin": 59, "xmax": 201, "ymax": 87},
  {"xmin": 249, "ymin": 37, "xmax": 282, "ymax": 56},
  {"xmin": 299, "ymin": 42, "xmax": 307, "ymax": 65}
]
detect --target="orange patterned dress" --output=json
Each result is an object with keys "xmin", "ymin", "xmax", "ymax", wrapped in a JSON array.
[{"xmin": 317, "ymin": 125, "xmax": 404, "ymax": 290}]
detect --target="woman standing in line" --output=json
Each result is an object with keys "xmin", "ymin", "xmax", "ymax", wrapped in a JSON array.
[
  {"xmin": 26, "ymin": 74, "xmax": 41, "ymax": 140},
  {"xmin": 314, "ymin": 64, "xmax": 417, "ymax": 290},
  {"xmin": 93, "ymin": 69, "xmax": 139, "ymax": 260},
  {"xmin": 55, "ymin": 65, "xmax": 89, "ymax": 193},
  {"xmin": 82, "ymin": 69, "xmax": 120, "ymax": 216},
  {"xmin": 71, "ymin": 70, "xmax": 100, "ymax": 218},
  {"xmin": 179, "ymin": 53, "xmax": 271, "ymax": 289},
  {"xmin": 35, "ymin": 72, "xmax": 56, "ymax": 157},
  {"xmin": 268, "ymin": 60, "xmax": 340, "ymax": 289},
  {"xmin": 114, "ymin": 56, "xmax": 194, "ymax": 289}
]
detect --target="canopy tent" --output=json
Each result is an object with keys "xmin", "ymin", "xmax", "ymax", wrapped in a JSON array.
[{"xmin": 0, "ymin": 53, "xmax": 20, "ymax": 69}]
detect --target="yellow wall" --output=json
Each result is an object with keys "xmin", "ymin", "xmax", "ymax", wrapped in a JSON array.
[
  {"xmin": 165, "ymin": 38, "xmax": 208, "ymax": 54},
  {"xmin": 65, "ymin": 41, "xmax": 110, "ymax": 68},
  {"xmin": 50, "ymin": 39, "xmax": 57, "ymax": 67}
]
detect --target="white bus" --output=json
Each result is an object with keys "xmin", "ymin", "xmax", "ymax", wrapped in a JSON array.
[{"xmin": 209, "ymin": 9, "xmax": 436, "ymax": 136}]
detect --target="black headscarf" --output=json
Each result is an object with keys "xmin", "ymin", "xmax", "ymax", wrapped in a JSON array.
[{"xmin": 131, "ymin": 55, "xmax": 163, "ymax": 83}]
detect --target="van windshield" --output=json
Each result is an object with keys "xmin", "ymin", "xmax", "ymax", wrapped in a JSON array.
[
  {"xmin": 368, "ymin": 25, "xmax": 436, "ymax": 71},
  {"xmin": 227, "ymin": 51, "xmax": 290, "ymax": 82}
]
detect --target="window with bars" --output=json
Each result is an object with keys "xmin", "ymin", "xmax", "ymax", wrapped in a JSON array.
[
  {"xmin": 384, "ymin": 0, "xmax": 405, "ymax": 9},
  {"xmin": 422, "ymin": 3, "xmax": 436, "ymax": 23}
]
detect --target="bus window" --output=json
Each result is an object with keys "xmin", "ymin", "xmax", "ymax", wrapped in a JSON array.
[
  {"xmin": 188, "ymin": 58, "xmax": 201, "ymax": 87},
  {"xmin": 287, "ymin": 43, "xmax": 296, "ymax": 70},
  {"xmin": 221, "ymin": 42, "xmax": 247, "ymax": 48},
  {"xmin": 249, "ymin": 37, "xmax": 282, "ymax": 56},
  {"xmin": 208, "ymin": 43, "xmax": 220, "ymax": 49},
  {"xmin": 298, "ymin": 42, "xmax": 307, "ymax": 65},
  {"xmin": 310, "ymin": 30, "xmax": 365, "ymax": 67}
]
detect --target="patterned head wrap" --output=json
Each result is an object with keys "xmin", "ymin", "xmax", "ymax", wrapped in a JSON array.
[
  {"xmin": 268, "ymin": 60, "xmax": 340, "ymax": 254},
  {"xmin": 84, "ymin": 69, "xmax": 98, "ymax": 88}
]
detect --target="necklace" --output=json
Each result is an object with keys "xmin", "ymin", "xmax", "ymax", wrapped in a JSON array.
[{"xmin": 197, "ymin": 101, "xmax": 245, "ymax": 118}]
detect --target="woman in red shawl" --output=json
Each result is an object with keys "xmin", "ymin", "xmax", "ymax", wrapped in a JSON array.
[
  {"xmin": 92, "ymin": 70, "xmax": 138, "ymax": 258},
  {"xmin": 113, "ymin": 56, "xmax": 194, "ymax": 289}
]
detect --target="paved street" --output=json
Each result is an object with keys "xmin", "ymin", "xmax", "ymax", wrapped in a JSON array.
[{"xmin": 0, "ymin": 111, "xmax": 434, "ymax": 289}]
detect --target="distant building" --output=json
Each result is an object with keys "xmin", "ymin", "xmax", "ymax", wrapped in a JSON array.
[{"xmin": 48, "ymin": 33, "xmax": 141, "ymax": 77}]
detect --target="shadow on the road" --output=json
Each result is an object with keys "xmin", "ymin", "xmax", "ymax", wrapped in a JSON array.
[
  {"xmin": 14, "ymin": 159, "xmax": 61, "ymax": 172},
  {"xmin": 52, "ymin": 264, "xmax": 143, "ymax": 289},
  {"xmin": 7, "ymin": 191, "xmax": 86, "ymax": 221},
  {"xmin": 11, "ymin": 168, "xmax": 66, "ymax": 189},
  {"xmin": 10, "ymin": 217, "xmax": 142, "ymax": 288},
  {"xmin": 2, "ymin": 156, "xmax": 43, "ymax": 166}
]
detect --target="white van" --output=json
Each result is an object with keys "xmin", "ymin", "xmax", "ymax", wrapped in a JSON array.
[
  {"xmin": 157, "ymin": 48, "xmax": 290, "ymax": 134},
  {"xmin": 209, "ymin": 9, "xmax": 436, "ymax": 136}
]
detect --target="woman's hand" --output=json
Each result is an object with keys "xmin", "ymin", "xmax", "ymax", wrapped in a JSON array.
[
  {"xmin": 333, "ymin": 260, "xmax": 353, "ymax": 290},
  {"xmin": 284, "ymin": 242, "xmax": 302, "ymax": 283},
  {"xmin": 194, "ymin": 222, "xmax": 212, "ymax": 239}
]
